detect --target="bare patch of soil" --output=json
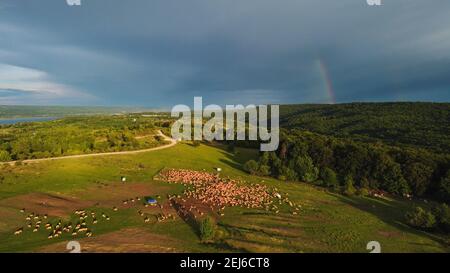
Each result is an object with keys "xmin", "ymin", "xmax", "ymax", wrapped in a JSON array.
[
  {"xmin": 0, "ymin": 193, "xmax": 94, "ymax": 218},
  {"xmin": 37, "ymin": 228, "xmax": 182, "ymax": 253}
]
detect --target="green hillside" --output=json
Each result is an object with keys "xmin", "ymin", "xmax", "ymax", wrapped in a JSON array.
[{"xmin": 280, "ymin": 102, "xmax": 450, "ymax": 153}]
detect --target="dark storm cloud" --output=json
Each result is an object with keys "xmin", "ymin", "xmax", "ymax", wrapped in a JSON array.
[{"xmin": 0, "ymin": 0, "xmax": 449, "ymax": 106}]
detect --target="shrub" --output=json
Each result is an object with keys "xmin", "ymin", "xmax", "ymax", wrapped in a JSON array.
[
  {"xmin": 258, "ymin": 165, "xmax": 271, "ymax": 176},
  {"xmin": 0, "ymin": 150, "xmax": 11, "ymax": 162},
  {"xmin": 321, "ymin": 168, "xmax": 338, "ymax": 189},
  {"xmin": 295, "ymin": 155, "xmax": 319, "ymax": 183},
  {"xmin": 357, "ymin": 187, "xmax": 370, "ymax": 196},
  {"xmin": 277, "ymin": 175, "xmax": 287, "ymax": 181},
  {"xmin": 280, "ymin": 166, "xmax": 298, "ymax": 181},
  {"xmin": 244, "ymin": 160, "xmax": 260, "ymax": 175},
  {"xmin": 357, "ymin": 177, "xmax": 370, "ymax": 196},
  {"xmin": 343, "ymin": 175, "xmax": 356, "ymax": 196},
  {"xmin": 199, "ymin": 216, "xmax": 216, "ymax": 241},
  {"xmin": 405, "ymin": 206, "xmax": 436, "ymax": 229},
  {"xmin": 433, "ymin": 204, "xmax": 450, "ymax": 233}
]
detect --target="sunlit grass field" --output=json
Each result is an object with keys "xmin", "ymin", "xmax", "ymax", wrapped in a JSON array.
[{"xmin": 0, "ymin": 142, "xmax": 448, "ymax": 253}]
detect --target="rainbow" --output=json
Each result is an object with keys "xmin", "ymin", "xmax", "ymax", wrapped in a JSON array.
[{"xmin": 317, "ymin": 59, "xmax": 337, "ymax": 104}]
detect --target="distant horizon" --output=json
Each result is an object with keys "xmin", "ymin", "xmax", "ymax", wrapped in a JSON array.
[{"xmin": 1, "ymin": 100, "xmax": 449, "ymax": 112}]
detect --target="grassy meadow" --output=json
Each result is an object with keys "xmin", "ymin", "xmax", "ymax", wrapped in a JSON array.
[{"xmin": 0, "ymin": 142, "xmax": 448, "ymax": 253}]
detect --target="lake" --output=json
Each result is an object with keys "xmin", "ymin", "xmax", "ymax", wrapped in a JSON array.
[{"xmin": 0, "ymin": 117, "xmax": 58, "ymax": 125}]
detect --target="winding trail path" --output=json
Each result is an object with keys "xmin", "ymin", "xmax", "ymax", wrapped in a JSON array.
[{"xmin": 1, "ymin": 130, "xmax": 177, "ymax": 165}]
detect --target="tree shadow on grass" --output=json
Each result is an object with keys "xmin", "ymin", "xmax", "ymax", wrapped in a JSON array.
[
  {"xmin": 170, "ymin": 198, "xmax": 248, "ymax": 252},
  {"xmin": 329, "ymin": 192, "xmax": 450, "ymax": 250},
  {"xmin": 170, "ymin": 199, "xmax": 200, "ymax": 238},
  {"xmin": 200, "ymin": 142, "xmax": 259, "ymax": 173}
]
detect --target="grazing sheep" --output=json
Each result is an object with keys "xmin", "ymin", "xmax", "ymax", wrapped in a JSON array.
[
  {"xmin": 78, "ymin": 227, "xmax": 88, "ymax": 233},
  {"xmin": 20, "ymin": 208, "xmax": 25, "ymax": 213},
  {"xmin": 14, "ymin": 228, "xmax": 23, "ymax": 235}
]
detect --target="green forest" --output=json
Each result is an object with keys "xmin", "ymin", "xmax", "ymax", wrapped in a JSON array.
[
  {"xmin": 242, "ymin": 103, "xmax": 450, "ymax": 202},
  {"xmin": 0, "ymin": 115, "xmax": 171, "ymax": 161},
  {"xmin": 279, "ymin": 102, "xmax": 450, "ymax": 153},
  {"xmin": 240, "ymin": 103, "xmax": 450, "ymax": 234}
]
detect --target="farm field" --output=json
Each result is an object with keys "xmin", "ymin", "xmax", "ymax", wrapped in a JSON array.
[{"xmin": 0, "ymin": 142, "xmax": 448, "ymax": 253}]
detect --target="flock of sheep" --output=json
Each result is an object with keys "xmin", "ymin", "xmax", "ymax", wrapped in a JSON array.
[
  {"xmin": 13, "ymin": 168, "xmax": 302, "ymax": 240},
  {"xmin": 159, "ymin": 169, "xmax": 302, "ymax": 215},
  {"xmin": 14, "ymin": 208, "xmax": 108, "ymax": 238}
]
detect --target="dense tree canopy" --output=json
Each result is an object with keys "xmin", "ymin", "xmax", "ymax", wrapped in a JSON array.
[
  {"xmin": 0, "ymin": 115, "xmax": 170, "ymax": 161},
  {"xmin": 245, "ymin": 129, "xmax": 450, "ymax": 203}
]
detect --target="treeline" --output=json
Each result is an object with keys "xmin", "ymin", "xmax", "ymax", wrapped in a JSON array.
[
  {"xmin": 0, "ymin": 115, "xmax": 171, "ymax": 161},
  {"xmin": 244, "ymin": 129, "xmax": 450, "ymax": 203}
]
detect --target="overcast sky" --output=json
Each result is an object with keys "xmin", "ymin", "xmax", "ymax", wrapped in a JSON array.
[{"xmin": 0, "ymin": 0, "xmax": 449, "ymax": 107}]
